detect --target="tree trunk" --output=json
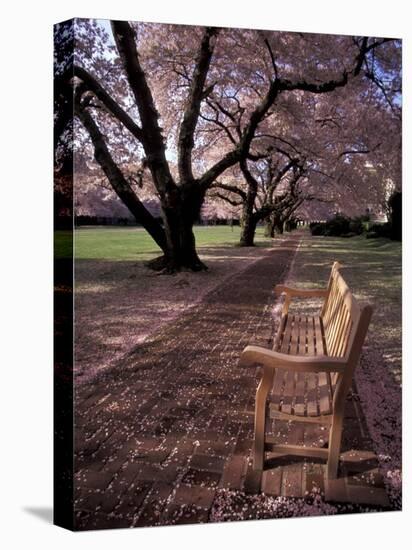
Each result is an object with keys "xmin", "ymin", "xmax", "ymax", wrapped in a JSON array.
[
  {"xmin": 240, "ymin": 206, "xmax": 258, "ymax": 247},
  {"xmin": 163, "ymin": 215, "xmax": 206, "ymax": 271},
  {"xmin": 264, "ymin": 214, "xmax": 277, "ymax": 238},
  {"xmin": 275, "ymin": 219, "xmax": 284, "ymax": 234},
  {"xmin": 148, "ymin": 186, "xmax": 207, "ymax": 272},
  {"xmin": 263, "ymin": 217, "xmax": 272, "ymax": 238}
]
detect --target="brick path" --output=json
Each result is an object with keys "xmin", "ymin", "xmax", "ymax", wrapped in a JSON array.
[{"xmin": 74, "ymin": 235, "xmax": 389, "ymax": 530}]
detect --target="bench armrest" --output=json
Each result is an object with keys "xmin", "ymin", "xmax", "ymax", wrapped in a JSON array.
[
  {"xmin": 275, "ymin": 285, "xmax": 328, "ymax": 315},
  {"xmin": 238, "ymin": 345, "xmax": 346, "ymax": 373},
  {"xmin": 275, "ymin": 285, "xmax": 328, "ymax": 298}
]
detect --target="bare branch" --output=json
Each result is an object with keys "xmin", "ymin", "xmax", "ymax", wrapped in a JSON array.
[
  {"xmin": 73, "ymin": 65, "xmax": 144, "ymax": 142},
  {"xmin": 275, "ymin": 36, "xmax": 393, "ymax": 95},
  {"xmin": 211, "ymin": 181, "xmax": 247, "ymax": 200},
  {"xmin": 365, "ymin": 69, "xmax": 401, "ymax": 118},
  {"xmin": 199, "ymin": 111, "xmax": 237, "ymax": 145},
  {"xmin": 210, "ymin": 192, "xmax": 243, "ymax": 207},
  {"xmin": 263, "ymin": 38, "xmax": 279, "ymax": 80},
  {"xmin": 338, "ymin": 143, "xmax": 381, "ymax": 158}
]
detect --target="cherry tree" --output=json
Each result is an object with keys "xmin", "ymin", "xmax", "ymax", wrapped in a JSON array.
[
  {"xmin": 55, "ymin": 18, "xmax": 399, "ymax": 270},
  {"xmin": 210, "ymin": 150, "xmax": 307, "ymax": 245},
  {"xmin": 208, "ymin": 78, "xmax": 397, "ymax": 245}
]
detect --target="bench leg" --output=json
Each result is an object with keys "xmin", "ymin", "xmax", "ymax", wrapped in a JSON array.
[
  {"xmin": 253, "ymin": 367, "xmax": 274, "ymax": 471},
  {"xmin": 327, "ymin": 411, "xmax": 344, "ymax": 478}
]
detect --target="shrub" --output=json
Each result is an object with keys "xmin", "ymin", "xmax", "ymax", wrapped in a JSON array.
[
  {"xmin": 348, "ymin": 218, "xmax": 364, "ymax": 235},
  {"xmin": 323, "ymin": 214, "xmax": 351, "ymax": 236},
  {"xmin": 365, "ymin": 192, "xmax": 402, "ymax": 241},
  {"xmin": 366, "ymin": 222, "xmax": 392, "ymax": 239},
  {"xmin": 310, "ymin": 223, "xmax": 326, "ymax": 236},
  {"xmin": 285, "ymin": 218, "xmax": 298, "ymax": 232},
  {"xmin": 309, "ymin": 213, "xmax": 375, "ymax": 238}
]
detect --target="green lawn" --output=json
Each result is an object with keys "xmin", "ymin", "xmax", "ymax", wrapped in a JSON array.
[
  {"xmin": 54, "ymin": 225, "xmax": 272, "ymax": 260},
  {"xmin": 288, "ymin": 234, "xmax": 401, "ymax": 298}
]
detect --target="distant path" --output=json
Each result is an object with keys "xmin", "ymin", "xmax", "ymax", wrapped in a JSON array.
[{"xmin": 74, "ymin": 235, "xmax": 300, "ymax": 529}]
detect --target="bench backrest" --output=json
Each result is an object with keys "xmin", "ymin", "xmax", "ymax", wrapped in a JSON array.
[
  {"xmin": 321, "ymin": 262, "xmax": 353, "ymax": 358},
  {"xmin": 321, "ymin": 262, "xmax": 373, "ymax": 406}
]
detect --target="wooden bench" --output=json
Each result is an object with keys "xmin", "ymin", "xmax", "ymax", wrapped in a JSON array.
[{"xmin": 239, "ymin": 262, "xmax": 373, "ymax": 479}]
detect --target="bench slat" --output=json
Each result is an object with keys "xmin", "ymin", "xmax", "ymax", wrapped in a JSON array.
[
  {"xmin": 307, "ymin": 316, "xmax": 315, "ymax": 355},
  {"xmin": 289, "ymin": 317, "xmax": 300, "ymax": 355},
  {"xmin": 279, "ymin": 314, "xmax": 295, "ymax": 354},
  {"xmin": 298, "ymin": 315, "xmax": 308, "ymax": 355},
  {"xmin": 281, "ymin": 370, "xmax": 296, "ymax": 415},
  {"xmin": 269, "ymin": 314, "xmax": 333, "ymax": 418},
  {"xmin": 332, "ymin": 305, "xmax": 348, "ymax": 356},
  {"xmin": 323, "ymin": 277, "xmax": 338, "ymax": 328},
  {"xmin": 306, "ymin": 372, "xmax": 319, "ymax": 416},
  {"xmin": 337, "ymin": 311, "xmax": 352, "ymax": 357},
  {"xmin": 318, "ymin": 372, "xmax": 333, "ymax": 415},
  {"xmin": 326, "ymin": 294, "xmax": 344, "ymax": 354},
  {"xmin": 293, "ymin": 372, "xmax": 306, "ymax": 416},
  {"xmin": 314, "ymin": 317, "xmax": 326, "ymax": 355}
]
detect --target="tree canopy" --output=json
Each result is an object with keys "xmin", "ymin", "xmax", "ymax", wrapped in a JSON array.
[{"xmin": 54, "ymin": 18, "xmax": 401, "ymax": 269}]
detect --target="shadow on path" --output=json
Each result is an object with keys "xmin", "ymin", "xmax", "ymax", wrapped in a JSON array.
[{"xmin": 73, "ymin": 236, "xmax": 299, "ymax": 529}]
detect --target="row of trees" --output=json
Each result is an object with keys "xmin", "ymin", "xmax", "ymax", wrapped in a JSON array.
[{"xmin": 54, "ymin": 19, "xmax": 401, "ymax": 270}]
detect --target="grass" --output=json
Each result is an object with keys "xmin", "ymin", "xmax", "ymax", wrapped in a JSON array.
[
  {"xmin": 289, "ymin": 234, "xmax": 401, "ymax": 298},
  {"xmin": 55, "ymin": 225, "xmax": 273, "ymax": 260}
]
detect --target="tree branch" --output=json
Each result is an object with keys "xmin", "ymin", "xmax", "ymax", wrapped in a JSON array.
[
  {"xmin": 279, "ymin": 72, "xmax": 349, "ymax": 94},
  {"xmin": 177, "ymin": 27, "xmax": 219, "ymax": 183},
  {"xmin": 263, "ymin": 38, "xmax": 279, "ymax": 80},
  {"xmin": 274, "ymin": 159, "xmax": 298, "ymax": 184},
  {"xmin": 365, "ymin": 68, "xmax": 401, "ymax": 117},
  {"xmin": 198, "ymin": 35, "xmax": 392, "ymax": 193},
  {"xmin": 212, "ymin": 181, "xmax": 247, "ymax": 200},
  {"xmin": 73, "ymin": 65, "xmax": 144, "ymax": 142},
  {"xmin": 74, "ymin": 95, "xmax": 167, "ymax": 252},
  {"xmin": 207, "ymin": 98, "xmax": 241, "ymax": 131},
  {"xmin": 338, "ymin": 144, "xmax": 381, "ymax": 158},
  {"xmin": 276, "ymin": 36, "xmax": 394, "ymax": 95},
  {"xmin": 239, "ymin": 158, "xmax": 259, "ymax": 191},
  {"xmin": 198, "ymin": 149, "xmax": 240, "ymax": 191},
  {"xmin": 255, "ymin": 134, "xmax": 302, "ymax": 156},
  {"xmin": 199, "ymin": 111, "xmax": 237, "ymax": 145},
  {"xmin": 211, "ymin": 192, "xmax": 243, "ymax": 207},
  {"xmin": 111, "ymin": 20, "xmax": 176, "ymax": 196}
]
